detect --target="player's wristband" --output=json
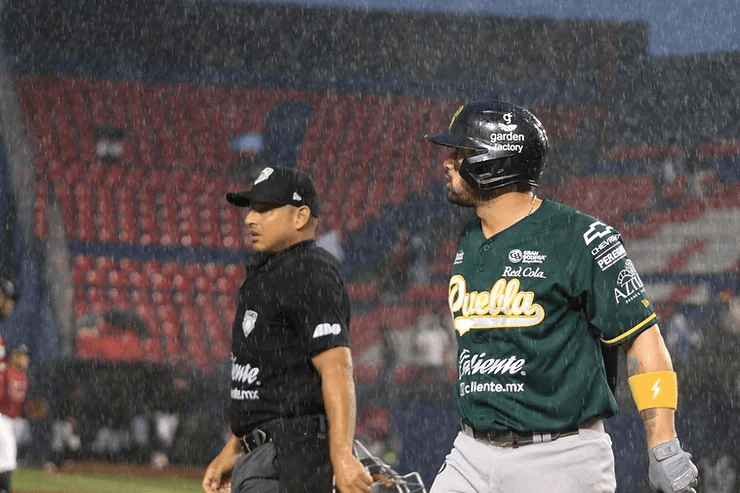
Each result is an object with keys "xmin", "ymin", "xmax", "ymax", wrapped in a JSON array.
[{"xmin": 627, "ymin": 370, "xmax": 678, "ymax": 411}]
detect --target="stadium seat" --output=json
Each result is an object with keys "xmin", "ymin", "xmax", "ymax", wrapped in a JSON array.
[
  {"xmin": 130, "ymin": 289, "xmax": 150, "ymax": 306},
  {"xmin": 195, "ymin": 276, "xmax": 214, "ymax": 292},
  {"xmin": 172, "ymin": 290, "xmax": 193, "ymax": 307},
  {"xmin": 85, "ymin": 269, "xmax": 106, "ymax": 287},
  {"xmin": 150, "ymin": 272, "xmax": 170, "ymax": 291},
  {"xmin": 403, "ymin": 283, "xmax": 448, "ymax": 303},
  {"xmin": 391, "ymin": 364, "xmax": 420, "ymax": 385},
  {"xmin": 353, "ymin": 364, "xmax": 380, "ymax": 384},
  {"xmin": 107, "ymin": 270, "xmax": 127, "ymax": 288},
  {"xmin": 346, "ymin": 283, "xmax": 379, "ymax": 302},
  {"xmin": 142, "ymin": 338, "xmax": 164, "ymax": 364},
  {"xmin": 210, "ymin": 341, "xmax": 230, "ymax": 360},
  {"xmin": 127, "ymin": 271, "xmax": 148, "ymax": 289}
]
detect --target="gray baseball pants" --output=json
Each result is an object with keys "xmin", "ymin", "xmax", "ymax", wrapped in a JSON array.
[{"xmin": 429, "ymin": 419, "xmax": 616, "ymax": 493}]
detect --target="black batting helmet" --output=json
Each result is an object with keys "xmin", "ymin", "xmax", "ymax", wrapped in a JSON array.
[{"xmin": 426, "ymin": 100, "xmax": 550, "ymax": 191}]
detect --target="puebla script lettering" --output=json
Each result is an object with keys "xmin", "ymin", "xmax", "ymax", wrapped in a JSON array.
[{"xmin": 448, "ymin": 275, "xmax": 545, "ymax": 335}]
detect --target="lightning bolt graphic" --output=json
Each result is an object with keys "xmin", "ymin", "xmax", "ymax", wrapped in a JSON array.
[{"xmin": 652, "ymin": 379, "xmax": 662, "ymax": 400}]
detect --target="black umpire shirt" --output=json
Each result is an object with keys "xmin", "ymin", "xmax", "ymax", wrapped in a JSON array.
[{"xmin": 228, "ymin": 239, "xmax": 351, "ymax": 437}]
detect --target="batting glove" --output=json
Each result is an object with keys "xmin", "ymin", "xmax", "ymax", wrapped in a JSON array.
[{"xmin": 647, "ymin": 438, "xmax": 698, "ymax": 493}]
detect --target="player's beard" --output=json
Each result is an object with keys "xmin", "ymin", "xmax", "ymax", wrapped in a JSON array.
[{"xmin": 446, "ymin": 180, "xmax": 480, "ymax": 208}]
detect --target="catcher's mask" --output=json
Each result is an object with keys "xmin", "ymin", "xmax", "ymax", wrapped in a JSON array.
[{"xmin": 333, "ymin": 439, "xmax": 427, "ymax": 493}]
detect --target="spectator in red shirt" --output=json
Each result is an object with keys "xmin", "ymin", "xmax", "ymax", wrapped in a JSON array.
[
  {"xmin": 0, "ymin": 344, "xmax": 29, "ymax": 493},
  {"xmin": 0, "ymin": 277, "xmax": 20, "ymax": 492}
]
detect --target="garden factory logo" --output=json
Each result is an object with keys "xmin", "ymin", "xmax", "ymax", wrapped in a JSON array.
[
  {"xmin": 500, "ymin": 112, "xmax": 518, "ymax": 132},
  {"xmin": 489, "ymin": 131, "xmax": 525, "ymax": 153},
  {"xmin": 489, "ymin": 112, "xmax": 524, "ymax": 151},
  {"xmin": 614, "ymin": 260, "xmax": 645, "ymax": 304}
]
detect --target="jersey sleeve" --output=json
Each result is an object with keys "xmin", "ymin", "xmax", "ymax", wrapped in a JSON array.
[
  {"xmin": 285, "ymin": 263, "xmax": 351, "ymax": 356},
  {"xmin": 573, "ymin": 219, "xmax": 658, "ymax": 346},
  {"xmin": 0, "ymin": 365, "xmax": 6, "ymax": 402}
]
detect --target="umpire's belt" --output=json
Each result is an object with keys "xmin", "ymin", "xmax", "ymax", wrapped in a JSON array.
[
  {"xmin": 460, "ymin": 420, "xmax": 597, "ymax": 448},
  {"xmin": 239, "ymin": 414, "xmax": 327, "ymax": 453}
]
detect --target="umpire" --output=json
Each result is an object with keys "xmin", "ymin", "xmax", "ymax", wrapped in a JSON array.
[{"xmin": 203, "ymin": 167, "xmax": 372, "ymax": 493}]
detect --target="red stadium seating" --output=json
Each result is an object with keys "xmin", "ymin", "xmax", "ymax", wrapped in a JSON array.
[
  {"xmin": 18, "ymin": 73, "xmax": 740, "ymax": 374},
  {"xmin": 69, "ymin": 254, "xmax": 242, "ymax": 371},
  {"xmin": 553, "ymin": 175, "xmax": 655, "ymax": 228},
  {"xmin": 20, "ymin": 74, "xmax": 477, "ymax": 246}
]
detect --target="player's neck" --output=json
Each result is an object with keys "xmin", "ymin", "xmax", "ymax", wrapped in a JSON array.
[{"xmin": 476, "ymin": 191, "xmax": 539, "ymax": 238}]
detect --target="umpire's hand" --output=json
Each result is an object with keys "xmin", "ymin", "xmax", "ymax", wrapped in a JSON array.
[
  {"xmin": 333, "ymin": 452, "xmax": 373, "ymax": 493},
  {"xmin": 648, "ymin": 438, "xmax": 698, "ymax": 492},
  {"xmin": 203, "ymin": 436, "xmax": 241, "ymax": 493}
]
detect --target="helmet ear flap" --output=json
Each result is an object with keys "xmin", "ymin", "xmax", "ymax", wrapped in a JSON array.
[
  {"xmin": 460, "ymin": 151, "xmax": 496, "ymax": 188},
  {"xmin": 460, "ymin": 153, "xmax": 526, "ymax": 191}
]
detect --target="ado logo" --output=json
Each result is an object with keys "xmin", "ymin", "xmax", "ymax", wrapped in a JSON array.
[{"xmin": 313, "ymin": 323, "xmax": 342, "ymax": 338}]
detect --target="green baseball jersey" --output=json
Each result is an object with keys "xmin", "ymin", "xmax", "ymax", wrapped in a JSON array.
[{"xmin": 449, "ymin": 199, "xmax": 657, "ymax": 433}]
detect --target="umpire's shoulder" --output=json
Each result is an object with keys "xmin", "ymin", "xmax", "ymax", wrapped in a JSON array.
[{"xmin": 298, "ymin": 242, "xmax": 346, "ymax": 280}]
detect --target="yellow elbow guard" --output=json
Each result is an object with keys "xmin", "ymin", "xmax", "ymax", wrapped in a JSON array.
[{"xmin": 627, "ymin": 371, "xmax": 678, "ymax": 411}]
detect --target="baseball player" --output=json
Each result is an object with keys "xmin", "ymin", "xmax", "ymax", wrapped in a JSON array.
[
  {"xmin": 202, "ymin": 166, "xmax": 373, "ymax": 493},
  {"xmin": 0, "ymin": 345, "xmax": 29, "ymax": 493},
  {"xmin": 0, "ymin": 278, "xmax": 19, "ymax": 493},
  {"xmin": 424, "ymin": 100, "xmax": 698, "ymax": 492}
]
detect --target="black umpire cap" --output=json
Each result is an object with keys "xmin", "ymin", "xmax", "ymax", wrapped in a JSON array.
[
  {"xmin": 226, "ymin": 166, "xmax": 320, "ymax": 218},
  {"xmin": 0, "ymin": 278, "xmax": 19, "ymax": 301}
]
